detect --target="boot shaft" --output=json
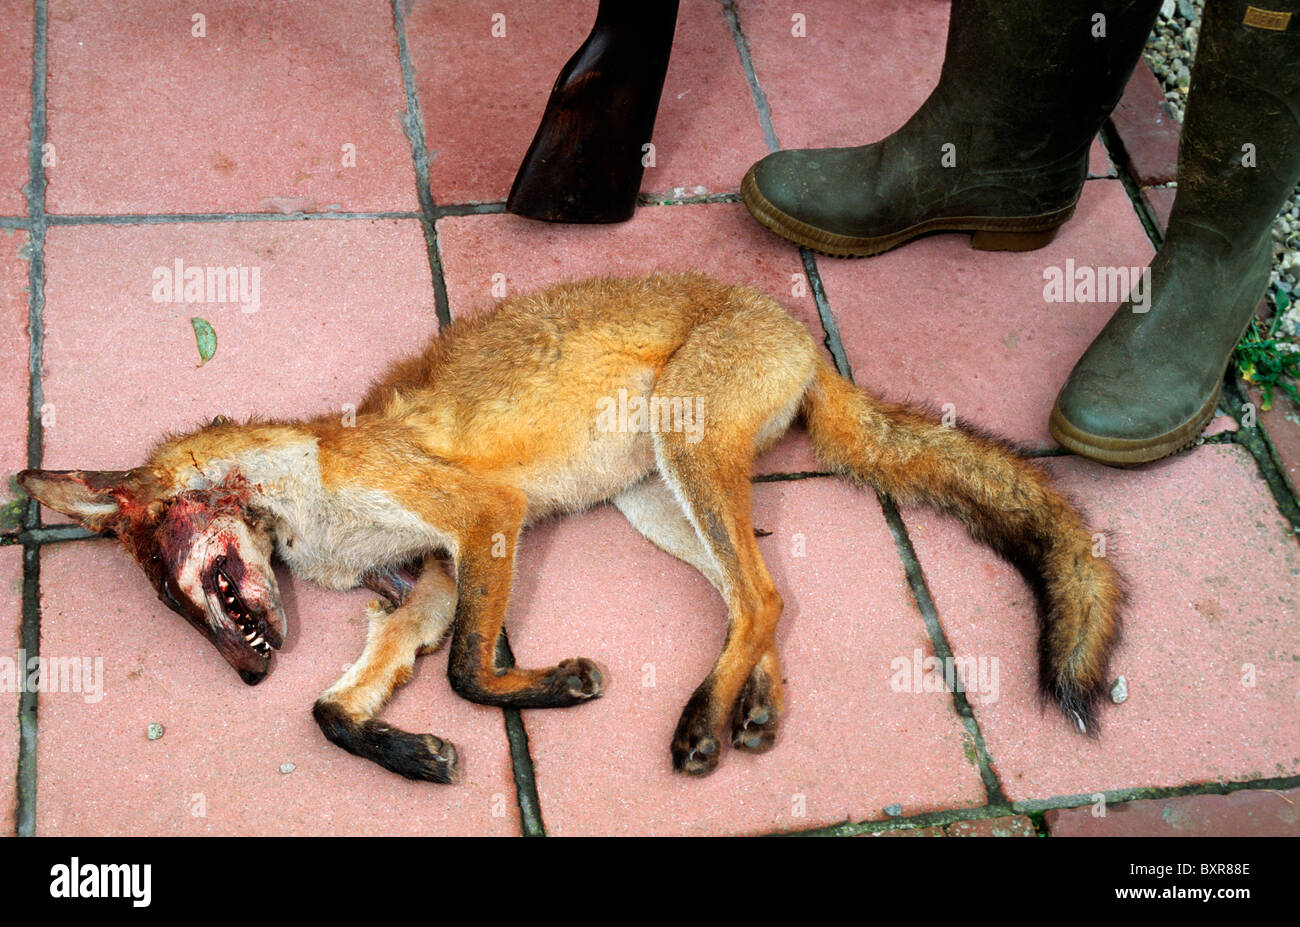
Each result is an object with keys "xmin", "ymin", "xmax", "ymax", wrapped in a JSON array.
[
  {"xmin": 934, "ymin": 0, "xmax": 1163, "ymax": 161},
  {"xmin": 1167, "ymin": 0, "xmax": 1300, "ymax": 254}
]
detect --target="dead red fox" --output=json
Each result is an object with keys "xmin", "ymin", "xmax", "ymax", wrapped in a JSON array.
[{"xmin": 19, "ymin": 273, "xmax": 1118, "ymax": 783}]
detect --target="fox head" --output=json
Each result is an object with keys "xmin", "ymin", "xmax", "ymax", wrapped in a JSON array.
[{"xmin": 17, "ymin": 463, "xmax": 287, "ymax": 685}]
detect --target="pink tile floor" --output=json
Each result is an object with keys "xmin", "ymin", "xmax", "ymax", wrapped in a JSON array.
[{"xmin": 1, "ymin": 0, "xmax": 1297, "ymax": 836}]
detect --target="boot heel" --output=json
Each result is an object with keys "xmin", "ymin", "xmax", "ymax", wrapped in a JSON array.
[{"xmin": 970, "ymin": 227, "xmax": 1060, "ymax": 252}]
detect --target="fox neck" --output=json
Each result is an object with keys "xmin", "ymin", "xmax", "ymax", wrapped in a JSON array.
[
  {"xmin": 155, "ymin": 418, "xmax": 450, "ymax": 591},
  {"xmin": 157, "ymin": 422, "xmax": 321, "ymax": 504}
]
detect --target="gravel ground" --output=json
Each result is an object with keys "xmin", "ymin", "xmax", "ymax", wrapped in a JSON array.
[{"xmin": 1145, "ymin": 0, "xmax": 1300, "ymax": 336}]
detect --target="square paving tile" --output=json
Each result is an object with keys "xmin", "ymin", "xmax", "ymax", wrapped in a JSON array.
[
  {"xmin": 45, "ymin": 0, "xmax": 415, "ymax": 214},
  {"xmin": 0, "ymin": 4, "xmax": 32, "ymax": 216},
  {"xmin": 409, "ymin": 0, "xmax": 769, "ymax": 204},
  {"xmin": 737, "ymin": 0, "xmax": 1112, "ymax": 177},
  {"xmin": 903, "ymin": 444, "xmax": 1300, "ymax": 802},
  {"xmin": 435, "ymin": 202, "xmax": 830, "ymax": 474},
  {"xmin": 36, "ymin": 541, "xmax": 516, "ymax": 835},
  {"xmin": 511, "ymin": 478, "xmax": 987, "ymax": 835},
  {"xmin": 814, "ymin": 179, "xmax": 1155, "ymax": 450},
  {"xmin": 37, "ymin": 219, "xmax": 437, "ymax": 520},
  {"xmin": 0, "ymin": 230, "xmax": 30, "ymax": 528},
  {"xmin": 0, "ymin": 546, "xmax": 22, "ymax": 836}
]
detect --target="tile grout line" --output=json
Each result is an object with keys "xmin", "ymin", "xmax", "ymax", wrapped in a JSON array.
[
  {"xmin": 639, "ymin": 192, "xmax": 743, "ymax": 208},
  {"xmin": 390, "ymin": 0, "xmax": 452, "ymax": 330},
  {"xmin": 775, "ymin": 770, "xmax": 1300, "ymax": 837},
  {"xmin": 871, "ymin": 494, "xmax": 1008, "ymax": 805},
  {"xmin": 2, "ymin": 462, "xmax": 1086, "ymax": 549},
  {"xmin": 492, "ymin": 636, "xmax": 545, "ymax": 836},
  {"xmin": 15, "ymin": 0, "xmax": 50, "ymax": 839},
  {"xmin": 723, "ymin": 0, "xmax": 1009, "ymax": 809},
  {"xmin": 501, "ymin": 704, "xmax": 545, "ymax": 836},
  {"xmin": 0, "ymin": 459, "xmax": 1083, "ymax": 556},
  {"xmin": 7, "ymin": 525, "xmax": 96, "ymax": 546},
  {"xmin": 389, "ymin": 0, "xmax": 545, "ymax": 836},
  {"xmin": 0, "ymin": 195, "xmax": 741, "ymax": 227},
  {"xmin": 37, "ymin": 204, "xmax": 504, "ymax": 225},
  {"xmin": 718, "ymin": 0, "xmax": 853, "ymax": 423},
  {"xmin": 1098, "ymin": 122, "xmax": 1168, "ymax": 250},
  {"xmin": 1220, "ymin": 376, "xmax": 1300, "ymax": 531},
  {"xmin": 45, "ymin": 210, "xmax": 425, "ymax": 224},
  {"xmin": 16, "ymin": 545, "xmax": 39, "ymax": 839},
  {"xmin": 799, "ymin": 249, "xmax": 852, "ymax": 375},
  {"xmin": 719, "ymin": 0, "xmax": 779, "ymax": 152}
]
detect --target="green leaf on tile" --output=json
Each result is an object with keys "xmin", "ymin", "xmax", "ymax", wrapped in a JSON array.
[{"xmin": 191, "ymin": 317, "xmax": 217, "ymax": 366}]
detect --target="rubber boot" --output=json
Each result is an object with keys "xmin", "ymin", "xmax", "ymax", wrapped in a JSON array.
[
  {"xmin": 1050, "ymin": 0, "xmax": 1300, "ymax": 465},
  {"xmin": 742, "ymin": 0, "xmax": 1162, "ymax": 256}
]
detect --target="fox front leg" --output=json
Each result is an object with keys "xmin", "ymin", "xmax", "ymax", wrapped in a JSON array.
[
  {"xmin": 443, "ymin": 490, "xmax": 604, "ymax": 708},
  {"xmin": 312, "ymin": 558, "xmax": 460, "ymax": 783},
  {"xmin": 378, "ymin": 467, "xmax": 603, "ymax": 708}
]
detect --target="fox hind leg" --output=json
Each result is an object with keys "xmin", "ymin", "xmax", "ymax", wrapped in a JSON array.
[
  {"xmin": 655, "ymin": 442, "xmax": 782, "ymax": 776},
  {"xmin": 614, "ymin": 475, "xmax": 785, "ymax": 759},
  {"xmin": 613, "ymin": 474, "xmax": 724, "ymax": 591},
  {"xmin": 649, "ymin": 305, "xmax": 813, "ymax": 775},
  {"xmin": 313, "ymin": 557, "xmax": 461, "ymax": 783}
]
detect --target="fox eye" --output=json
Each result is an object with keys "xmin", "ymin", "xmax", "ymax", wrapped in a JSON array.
[{"xmin": 161, "ymin": 577, "xmax": 183, "ymax": 611}]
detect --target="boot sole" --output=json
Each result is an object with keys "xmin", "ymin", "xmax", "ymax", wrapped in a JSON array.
[
  {"xmin": 740, "ymin": 167, "xmax": 1076, "ymax": 258},
  {"xmin": 1048, "ymin": 382, "xmax": 1221, "ymax": 467}
]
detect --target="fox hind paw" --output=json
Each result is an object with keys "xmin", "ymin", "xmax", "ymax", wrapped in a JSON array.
[
  {"xmin": 671, "ymin": 694, "xmax": 721, "ymax": 776},
  {"xmin": 731, "ymin": 674, "xmax": 780, "ymax": 753},
  {"xmin": 672, "ymin": 732, "xmax": 720, "ymax": 777},
  {"xmin": 731, "ymin": 705, "xmax": 778, "ymax": 753}
]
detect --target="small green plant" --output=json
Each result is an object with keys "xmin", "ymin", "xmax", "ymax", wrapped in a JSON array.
[
  {"xmin": 0, "ymin": 495, "xmax": 24, "ymax": 533},
  {"xmin": 1236, "ymin": 284, "xmax": 1300, "ymax": 412}
]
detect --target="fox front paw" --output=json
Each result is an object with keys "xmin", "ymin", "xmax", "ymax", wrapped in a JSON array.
[
  {"xmin": 365, "ymin": 598, "xmax": 397, "ymax": 621},
  {"xmin": 313, "ymin": 700, "xmax": 459, "ymax": 784},
  {"xmin": 543, "ymin": 657, "xmax": 604, "ymax": 703},
  {"xmin": 363, "ymin": 721, "xmax": 460, "ymax": 784}
]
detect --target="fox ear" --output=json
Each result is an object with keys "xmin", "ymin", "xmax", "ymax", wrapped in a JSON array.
[{"xmin": 15, "ymin": 469, "xmax": 144, "ymax": 533}]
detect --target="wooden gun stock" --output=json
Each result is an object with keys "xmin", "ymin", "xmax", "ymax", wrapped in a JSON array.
[{"xmin": 507, "ymin": 0, "xmax": 679, "ymax": 223}]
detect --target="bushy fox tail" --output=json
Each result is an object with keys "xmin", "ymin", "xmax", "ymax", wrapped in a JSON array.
[{"xmin": 801, "ymin": 361, "xmax": 1120, "ymax": 733}]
